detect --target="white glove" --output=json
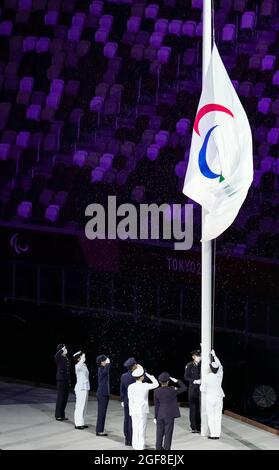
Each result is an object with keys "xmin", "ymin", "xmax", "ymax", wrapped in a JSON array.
[
  {"xmin": 145, "ymin": 372, "xmax": 153, "ymax": 379},
  {"xmin": 153, "ymin": 419, "xmax": 157, "ymax": 424},
  {"xmin": 170, "ymin": 377, "xmax": 178, "ymax": 383},
  {"xmin": 211, "ymin": 349, "xmax": 215, "ymax": 356},
  {"xmin": 121, "ymin": 402, "xmax": 124, "ymax": 408},
  {"xmin": 193, "ymin": 379, "xmax": 201, "ymax": 385},
  {"xmin": 106, "ymin": 358, "xmax": 110, "ymax": 364},
  {"xmin": 62, "ymin": 346, "xmax": 67, "ymax": 352}
]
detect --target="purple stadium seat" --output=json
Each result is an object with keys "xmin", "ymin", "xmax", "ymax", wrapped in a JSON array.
[
  {"xmin": 261, "ymin": 157, "xmax": 274, "ymax": 172},
  {"xmin": 17, "ymin": 201, "xmax": 32, "ymax": 219},
  {"xmin": 261, "ymin": 55, "xmax": 276, "ymax": 71},
  {"xmin": 73, "ymin": 150, "xmax": 88, "ymax": 167},
  {"xmin": 175, "ymin": 161, "xmax": 187, "ymax": 178},
  {"xmin": 31, "ymin": 91, "xmax": 46, "ymax": 106},
  {"xmin": 234, "ymin": 0, "xmax": 247, "ymax": 12},
  {"xmin": 144, "ymin": 46, "xmax": 157, "ymax": 61},
  {"xmin": 91, "ymin": 166, "xmax": 105, "ymax": 182},
  {"xmin": 248, "ymin": 55, "xmax": 261, "ymax": 70},
  {"xmin": 16, "ymin": 131, "xmax": 31, "ymax": 148},
  {"xmin": 149, "ymin": 32, "xmax": 164, "ymax": 49},
  {"xmin": 267, "ymin": 128, "xmax": 279, "ymax": 145},
  {"xmin": 18, "ymin": 0, "xmax": 32, "ymax": 9},
  {"xmin": 136, "ymin": 31, "xmax": 150, "ymax": 46},
  {"xmin": 260, "ymin": 1, "xmax": 275, "ymax": 17},
  {"xmin": 45, "ymin": 204, "xmax": 60, "ymax": 222},
  {"xmin": 182, "ymin": 21, "xmax": 196, "ymax": 37},
  {"xmin": 95, "ymin": 82, "xmax": 110, "ymax": 98},
  {"xmin": 2, "ymin": 130, "xmax": 17, "ymax": 145},
  {"xmin": 240, "ymin": 12, "xmax": 256, "ymax": 31},
  {"xmin": 145, "ymin": 4, "xmax": 159, "ymax": 20},
  {"xmin": 131, "ymin": 185, "xmax": 145, "ymax": 202},
  {"xmin": 168, "ymin": 20, "xmax": 183, "ymax": 35},
  {"xmin": 272, "ymin": 71, "xmax": 279, "ymax": 86},
  {"xmin": 100, "ymin": 153, "xmax": 113, "ymax": 169},
  {"xmin": 157, "ymin": 46, "xmax": 171, "ymax": 64},
  {"xmin": 5, "ymin": 61, "xmax": 19, "ymax": 79},
  {"xmin": 116, "ymin": 169, "xmax": 129, "ymax": 186},
  {"xmin": 222, "ymin": 24, "xmax": 236, "ymax": 42},
  {"xmin": 155, "ymin": 130, "xmax": 169, "ymax": 147},
  {"xmin": 0, "ymin": 22, "xmax": 13, "ymax": 37},
  {"xmin": 196, "ymin": 22, "xmax": 203, "ymax": 37},
  {"xmin": 54, "ymin": 191, "xmax": 68, "ymax": 207},
  {"xmin": 147, "ymin": 144, "xmax": 160, "ymax": 160},
  {"xmin": 257, "ymin": 97, "xmax": 272, "ymax": 114},
  {"xmin": 103, "ymin": 168, "xmax": 117, "ymax": 184},
  {"xmin": 89, "ymin": 1, "xmax": 104, "ymax": 16},
  {"xmin": 99, "ymin": 15, "xmax": 113, "ymax": 31},
  {"xmin": 192, "ymin": 0, "xmax": 203, "ymax": 8},
  {"xmin": 77, "ymin": 41, "xmax": 90, "ymax": 57},
  {"xmin": 46, "ymin": 92, "xmax": 61, "ymax": 109},
  {"xmin": 68, "ymin": 26, "xmax": 82, "ymax": 42},
  {"xmin": 72, "ymin": 13, "xmax": 86, "ymax": 28},
  {"xmin": 26, "ymin": 104, "xmax": 41, "ymax": 121},
  {"xmin": 23, "ymin": 37, "xmax": 37, "ymax": 52},
  {"xmin": 20, "ymin": 76, "xmax": 34, "ymax": 93},
  {"xmin": 50, "ymin": 79, "xmax": 64, "ymax": 95},
  {"xmin": 131, "ymin": 44, "xmax": 144, "ymax": 61},
  {"xmin": 69, "ymin": 108, "xmax": 83, "ymax": 125},
  {"xmin": 103, "ymin": 42, "xmax": 118, "ymax": 58},
  {"xmin": 0, "ymin": 143, "xmax": 11, "ymax": 160},
  {"xmin": 176, "ymin": 118, "xmax": 190, "ymax": 135},
  {"xmin": 121, "ymin": 142, "xmax": 135, "ymax": 157},
  {"xmin": 239, "ymin": 81, "xmax": 252, "ymax": 97},
  {"xmin": 45, "ymin": 11, "xmax": 59, "ymax": 26},
  {"xmin": 155, "ymin": 19, "xmax": 169, "ymax": 34},
  {"xmin": 95, "ymin": 28, "xmax": 109, "ymax": 43},
  {"xmin": 127, "ymin": 16, "xmax": 141, "ymax": 33},
  {"xmin": 36, "ymin": 38, "xmax": 51, "ymax": 53}
]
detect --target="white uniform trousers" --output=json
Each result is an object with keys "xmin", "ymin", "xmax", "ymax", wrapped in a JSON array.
[
  {"xmin": 74, "ymin": 389, "xmax": 88, "ymax": 427},
  {"xmin": 206, "ymin": 396, "xmax": 223, "ymax": 437},
  {"xmin": 131, "ymin": 413, "xmax": 148, "ymax": 450}
]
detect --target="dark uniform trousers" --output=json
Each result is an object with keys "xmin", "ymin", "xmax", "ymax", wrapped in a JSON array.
[
  {"xmin": 123, "ymin": 403, "xmax": 132, "ymax": 443},
  {"xmin": 188, "ymin": 385, "xmax": 201, "ymax": 431},
  {"xmin": 184, "ymin": 362, "xmax": 201, "ymax": 431},
  {"xmin": 55, "ymin": 381, "xmax": 69, "ymax": 419},
  {"xmin": 96, "ymin": 396, "xmax": 109, "ymax": 433},
  {"xmin": 156, "ymin": 418, "xmax": 175, "ymax": 450}
]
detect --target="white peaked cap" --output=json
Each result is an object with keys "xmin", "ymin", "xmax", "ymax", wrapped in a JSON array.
[
  {"xmin": 132, "ymin": 365, "xmax": 144, "ymax": 377},
  {"xmin": 73, "ymin": 351, "xmax": 82, "ymax": 357}
]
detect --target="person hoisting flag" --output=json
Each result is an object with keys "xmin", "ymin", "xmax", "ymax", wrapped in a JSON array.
[{"xmin": 183, "ymin": 43, "xmax": 253, "ymax": 241}]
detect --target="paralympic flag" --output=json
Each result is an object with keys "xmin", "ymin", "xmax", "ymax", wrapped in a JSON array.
[{"xmin": 183, "ymin": 44, "xmax": 253, "ymax": 241}]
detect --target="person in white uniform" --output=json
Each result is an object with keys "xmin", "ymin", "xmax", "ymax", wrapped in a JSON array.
[
  {"xmin": 73, "ymin": 351, "xmax": 90, "ymax": 430},
  {"xmin": 128, "ymin": 365, "xmax": 159, "ymax": 450},
  {"xmin": 200, "ymin": 349, "xmax": 225, "ymax": 439}
]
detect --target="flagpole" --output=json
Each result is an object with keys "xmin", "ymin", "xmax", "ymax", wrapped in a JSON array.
[{"xmin": 201, "ymin": 0, "xmax": 212, "ymax": 437}]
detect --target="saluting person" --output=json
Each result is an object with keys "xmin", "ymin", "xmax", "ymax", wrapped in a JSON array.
[
  {"xmin": 154, "ymin": 372, "xmax": 187, "ymax": 450},
  {"xmin": 128, "ymin": 365, "xmax": 158, "ymax": 450},
  {"xmin": 73, "ymin": 351, "xmax": 90, "ymax": 430},
  {"xmin": 54, "ymin": 343, "xmax": 71, "ymax": 421},
  {"xmin": 96, "ymin": 355, "xmax": 110, "ymax": 436}
]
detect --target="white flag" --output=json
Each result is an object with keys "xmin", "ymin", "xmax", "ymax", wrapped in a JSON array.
[{"xmin": 183, "ymin": 44, "xmax": 253, "ymax": 241}]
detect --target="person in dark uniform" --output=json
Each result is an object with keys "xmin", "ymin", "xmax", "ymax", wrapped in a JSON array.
[
  {"xmin": 55, "ymin": 343, "xmax": 71, "ymax": 421},
  {"xmin": 96, "ymin": 354, "xmax": 110, "ymax": 436},
  {"xmin": 184, "ymin": 349, "xmax": 201, "ymax": 433},
  {"xmin": 120, "ymin": 357, "xmax": 137, "ymax": 446},
  {"xmin": 154, "ymin": 372, "xmax": 187, "ymax": 450}
]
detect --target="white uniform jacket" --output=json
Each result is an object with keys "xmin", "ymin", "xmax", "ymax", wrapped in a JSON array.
[{"xmin": 128, "ymin": 374, "xmax": 159, "ymax": 416}]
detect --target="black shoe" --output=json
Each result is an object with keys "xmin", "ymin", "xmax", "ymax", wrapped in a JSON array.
[
  {"xmin": 96, "ymin": 432, "xmax": 108, "ymax": 436},
  {"xmin": 83, "ymin": 425, "xmax": 88, "ymax": 428},
  {"xmin": 56, "ymin": 417, "xmax": 68, "ymax": 421},
  {"xmin": 75, "ymin": 426, "xmax": 85, "ymax": 430},
  {"xmin": 192, "ymin": 430, "xmax": 199, "ymax": 433},
  {"xmin": 214, "ymin": 437, "xmax": 220, "ymax": 439},
  {"xmin": 208, "ymin": 436, "xmax": 214, "ymax": 439}
]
